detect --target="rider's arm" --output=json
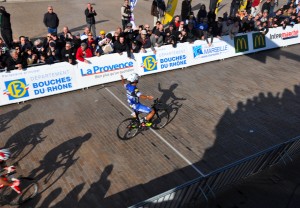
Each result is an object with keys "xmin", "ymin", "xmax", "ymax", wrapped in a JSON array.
[
  {"xmin": 120, "ymin": 75, "xmax": 126, "ymax": 86},
  {"xmin": 140, "ymin": 94, "xmax": 153, "ymax": 100}
]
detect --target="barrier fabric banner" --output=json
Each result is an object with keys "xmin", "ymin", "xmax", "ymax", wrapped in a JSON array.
[
  {"xmin": 74, "ymin": 53, "xmax": 137, "ymax": 88},
  {"xmin": 1, "ymin": 24, "xmax": 300, "ymax": 106},
  {"xmin": 0, "ymin": 62, "xmax": 78, "ymax": 105}
]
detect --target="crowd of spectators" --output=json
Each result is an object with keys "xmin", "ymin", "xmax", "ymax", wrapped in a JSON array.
[{"xmin": 0, "ymin": 0, "xmax": 300, "ymax": 72}]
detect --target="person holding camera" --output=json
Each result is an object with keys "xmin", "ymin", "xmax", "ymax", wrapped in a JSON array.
[
  {"xmin": 121, "ymin": 0, "xmax": 132, "ymax": 30},
  {"xmin": 85, "ymin": 3, "xmax": 97, "ymax": 39}
]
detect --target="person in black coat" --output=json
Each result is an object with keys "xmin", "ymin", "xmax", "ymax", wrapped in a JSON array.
[
  {"xmin": 43, "ymin": 6, "xmax": 59, "ymax": 34},
  {"xmin": 181, "ymin": 0, "xmax": 192, "ymax": 22},
  {"xmin": 0, "ymin": 6, "xmax": 13, "ymax": 49},
  {"xmin": 61, "ymin": 42, "xmax": 76, "ymax": 65},
  {"xmin": 5, "ymin": 48, "xmax": 27, "ymax": 72},
  {"xmin": 113, "ymin": 35, "xmax": 130, "ymax": 58},
  {"xmin": 85, "ymin": 3, "xmax": 97, "ymax": 38}
]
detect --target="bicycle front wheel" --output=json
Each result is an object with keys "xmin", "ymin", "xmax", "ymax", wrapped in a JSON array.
[
  {"xmin": 117, "ymin": 118, "xmax": 140, "ymax": 140},
  {"xmin": 1, "ymin": 177, "xmax": 38, "ymax": 206},
  {"xmin": 151, "ymin": 109, "xmax": 170, "ymax": 129}
]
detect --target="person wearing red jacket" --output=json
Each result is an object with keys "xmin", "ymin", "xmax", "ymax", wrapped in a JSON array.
[
  {"xmin": 251, "ymin": 0, "xmax": 261, "ymax": 16},
  {"xmin": 76, "ymin": 42, "xmax": 93, "ymax": 63}
]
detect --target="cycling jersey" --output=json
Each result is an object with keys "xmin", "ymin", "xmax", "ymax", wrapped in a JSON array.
[{"xmin": 124, "ymin": 83, "xmax": 151, "ymax": 114}]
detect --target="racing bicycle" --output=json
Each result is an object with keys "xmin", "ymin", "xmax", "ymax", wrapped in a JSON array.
[
  {"xmin": 0, "ymin": 168, "xmax": 38, "ymax": 205},
  {"xmin": 117, "ymin": 98, "xmax": 170, "ymax": 140}
]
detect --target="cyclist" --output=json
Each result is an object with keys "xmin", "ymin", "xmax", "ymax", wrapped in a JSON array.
[
  {"xmin": 121, "ymin": 73, "xmax": 155, "ymax": 126},
  {"xmin": 0, "ymin": 149, "xmax": 21, "ymax": 194}
]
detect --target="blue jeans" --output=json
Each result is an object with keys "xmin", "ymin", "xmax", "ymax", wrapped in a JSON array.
[{"xmin": 48, "ymin": 27, "xmax": 57, "ymax": 34}]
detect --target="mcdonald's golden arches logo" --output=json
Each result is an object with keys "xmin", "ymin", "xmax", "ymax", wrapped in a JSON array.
[
  {"xmin": 252, "ymin": 32, "xmax": 266, "ymax": 49},
  {"xmin": 234, "ymin": 35, "xmax": 249, "ymax": 53}
]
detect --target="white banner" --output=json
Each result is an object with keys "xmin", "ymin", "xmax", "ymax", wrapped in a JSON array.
[
  {"xmin": 74, "ymin": 53, "xmax": 137, "ymax": 88},
  {"xmin": 0, "ymin": 62, "xmax": 78, "ymax": 105},
  {"xmin": 1, "ymin": 24, "xmax": 299, "ymax": 106}
]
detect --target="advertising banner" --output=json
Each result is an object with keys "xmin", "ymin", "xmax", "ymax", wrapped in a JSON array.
[
  {"xmin": 136, "ymin": 44, "xmax": 189, "ymax": 76},
  {"xmin": 0, "ymin": 62, "xmax": 78, "ymax": 106},
  {"xmin": 74, "ymin": 54, "xmax": 138, "ymax": 88},
  {"xmin": 188, "ymin": 39, "xmax": 233, "ymax": 66},
  {"xmin": 234, "ymin": 34, "xmax": 249, "ymax": 53}
]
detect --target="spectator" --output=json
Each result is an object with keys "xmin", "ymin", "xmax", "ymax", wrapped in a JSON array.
[
  {"xmin": 207, "ymin": 9, "xmax": 217, "ymax": 25},
  {"xmin": 113, "ymin": 35, "xmax": 130, "ymax": 57},
  {"xmin": 150, "ymin": 30, "xmax": 164, "ymax": 48},
  {"xmin": 260, "ymin": 10, "xmax": 269, "ymax": 23},
  {"xmin": 98, "ymin": 33, "xmax": 114, "ymax": 55},
  {"xmin": 172, "ymin": 15, "xmax": 181, "ymax": 29},
  {"xmin": 0, "ymin": 6, "xmax": 13, "ymax": 49},
  {"xmin": 229, "ymin": 19, "xmax": 240, "ymax": 39},
  {"xmin": 76, "ymin": 42, "xmax": 93, "ymax": 63},
  {"xmin": 112, "ymin": 31, "xmax": 120, "ymax": 43},
  {"xmin": 177, "ymin": 29, "xmax": 188, "ymax": 43},
  {"xmin": 204, "ymin": 26, "xmax": 214, "ymax": 47},
  {"xmin": 33, "ymin": 39, "xmax": 44, "ymax": 58},
  {"xmin": 72, "ymin": 32, "xmax": 82, "ymax": 52},
  {"xmin": 186, "ymin": 12, "xmax": 197, "ymax": 25},
  {"xmin": 43, "ymin": 33, "xmax": 52, "ymax": 50},
  {"xmin": 230, "ymin": 0, "xmax": 241, "ymax": 17},
  {"xmin": 86, "ymin": 32, "xmax": 95, "ymax": 50},
  {"xmin": 185, "ymin": 22, "xmax": 197, "ymax": 43},
  {"xmin": 60, "ymin": 26, "xmax": 73, "ymax": 44},
  {"xmin": 177, "ymin": 21, "xmax": 185, "ymax": 32},
  {"xmin": 152, "ymin": 21, "xmax": 161, "ymax": 33},
  {"xmin": 46, "ymin": 41, "xmax": 60, "ymax": 62},
  {"xmin": 181, "ymin": 0, "xmax": 192, "ymax": 22},
  {"xmin": 25, "ymin": 48, "xmax": 38, "ymax": 65},
  {"xmin": 38, "ymin": 52, "xmax": 53, "ymax": 64},
  {"xmin": 221, "ymin": 18, "xmax": 233, "ymax": 36},
  {"xmin": 121, "ymin": 0, "xmax": 132, "ymax": 30},
  {"xmin": 262, "ymin": 0, "xmax": 272, "ymax": 14},
  {"xmin": 19, "ymin": 36, "xmax": 32, "ymax": 55},
  {"xmin": 85, "ymin": 3, "xmax": 97, "ymax": 38},
  {"xmin": 5, "ymin": 49, "xmax": 26, "ymax": 72},
  {"xmin": 197, "ymin": 4, "xmax": 207, "ymax": 21},
  {"xmin": 95, "ymin": 30, "xmax": 106, "ymax": 44},
  {"xmin": 43, "ymin": 5, "xmax": 59, "ymax": 34},
  {"xmin": 151, "ymin": 0, "xmax": 166, "ymax": 26},
  {"xmin": 129, "ymin": 40, "xmax": 142, "ymax": 55},
  {"xmin": 212, "ymin": 17, "xmax": 223, "ymax": 37},
  {"xmin": 251, "ymin": 0, "xmax": 261, "ymax": 16},
  {"xmin": 61, "ymin": 41, "xmax": 76, "ymax": 65},
  {"xmin": 124, "ymin": 23, "xmax": 138, "ymax": 43},
  {"xmin": 81, "ymin": 27, "xmax": 90, "ymax": 40},
  {"xmin": 135, "ymin": 30, "xmax": 153, "ymax": 52},
  {"xmin": 165, "ymin": 24, "xmax": 178, "ymax": 38}
]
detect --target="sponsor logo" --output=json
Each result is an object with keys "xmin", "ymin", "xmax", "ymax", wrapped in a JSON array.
[
  {"xmin": 253, "ymin": 33, "xmax": 266, "ymax": 49},
  {"xmin": 193, "ymin": 44, "xmax": 228, "ymax": 58},
  {"xmin": 3, "ymin": 78, "xmax": 29, "ymax": 100},
  {"xmin": 269, "ymin": 29, "xmax": 299, "ymax": 40},
  {"xmin": 234, "ymin": 35, "xmax": 249, "ymax": 53},
  {"xmin": 142, "ymin": 55, "xmax": 157, "ymax": 72},
  {"xmin": 80, "ymin": 61, "xmax": 134, "ymax": 76}
]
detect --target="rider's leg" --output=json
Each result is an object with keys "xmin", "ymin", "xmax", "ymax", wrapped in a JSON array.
[{"xmin": 146, "ymin": 109, "xmax": 155, "ymax": 121}]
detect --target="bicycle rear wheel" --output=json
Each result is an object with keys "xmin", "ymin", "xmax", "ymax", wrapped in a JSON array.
[
  {"xmin": 151, "ymin": 109, "xmax": 170, "ymax": 129},
  {"xmin": 117, "ymin": 118, "xmax": 140, "ymax": 140},
  {"xmin": 1, "ymin": 177, "xmax": 38, "ymax": 205}
]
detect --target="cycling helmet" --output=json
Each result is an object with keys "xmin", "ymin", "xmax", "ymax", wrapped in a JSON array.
[
  {"xmin": 127, "ymin": 73, "xmax": 139, "ymax": 83},
  {"xmin": 0, "ymin": 149, "xmax": 11, "ymax": 161}
]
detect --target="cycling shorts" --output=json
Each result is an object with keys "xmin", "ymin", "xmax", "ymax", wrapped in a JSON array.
[{"xmin": 131, "ymin": 103, "xmax": 152, "ymax": 114}]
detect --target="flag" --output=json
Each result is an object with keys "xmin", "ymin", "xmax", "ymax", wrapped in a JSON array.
[
  {"xmin": 130, "ymin": 0, "xmax": 138, "ymax": 29},
  {"xmin": 214, "ymin": 0, "xmax": 223, "ymax": 15},
  {"xmin": 162, "ymin": 0, "xmax": 178, "ymax": 25},
  {"xmin": 239, "ymin": 0, "xmax": 248, "ymax": 11}
]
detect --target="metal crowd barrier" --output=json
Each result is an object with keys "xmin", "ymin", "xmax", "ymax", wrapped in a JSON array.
[{"xmin": 129, "ymin": 135, "xmax": 300, "ymax": 208}]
